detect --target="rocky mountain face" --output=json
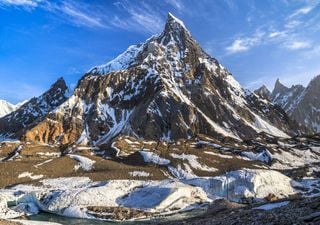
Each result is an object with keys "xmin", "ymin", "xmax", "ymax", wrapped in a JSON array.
[
  {"xmin": 270, "ymin": 79, "xmax": 305, "ymax": 113},
  {"xmin": 0, "ymin": 100, "xmax": 16, "ymax": 118},
  {"xmin": 266, "ymin": 76, "xmax": 320, "ymax": 133},
  {"xmin": 0, "ymin": 78, "xmax": 69, "ymax": 138},
  {"xmin": 19, "ymin": 13, "xmax": 304, "ymax": 146},
  {"xmin": 290, "ymin": 76, "xmax": 320, "ymax": 132},
  {"xmin": 254, "ymin": 85, "xmax": 270, "ymax": 100}
]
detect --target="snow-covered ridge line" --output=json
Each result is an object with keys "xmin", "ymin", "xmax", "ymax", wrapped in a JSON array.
[{"xmin": 87, "ymin": 44, "xmax": 144, "ymax": 75}]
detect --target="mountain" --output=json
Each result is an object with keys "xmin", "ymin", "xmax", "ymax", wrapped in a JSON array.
[
  {"xmin": 270, "ymin": 79, "xmax": 305, "ymax": 113},
  {"xmin": 0, "ymin": 77, "xmax": 69, "ymax": 138},
  {"xmin": 18, "ymin": 13, "xmax": 304, "ymax": 146},
  {"xmin": 22, "ymin": 13, "xmax": 304, "ymax": 145},
  {"xmin": 254, "ymin": 85, "xmax": 271, "ymax": 100},
  {"xmin": 270, "ymin": 76, "xmax": 320, "ymax": 132},
  {"xmin": 0, "ymin": 100, "xmax": 16, "ymax": 118}
]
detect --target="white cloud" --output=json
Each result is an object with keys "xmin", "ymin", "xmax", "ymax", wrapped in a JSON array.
[
  {"xmin": 0, "ymin": 0, "xmax": 39, "ymax": 7},
  {"xmin": 284, "ymin": 41, "xmax": 311, "ymax": 50},
  {"xmin": 226, "ymin": 31, "xmax": 264, "ymax": 54},
  {"xmin": 288, "ymin": 5, "xmax": 315, "ymax": 18},
  {"xmin": 1, "ymin": 0, "xmax": 107, "ymax": 29},
  {"xmin": 111, "ymin": 1, "xmax": 164, "ymax": 34},
  {"xmin": 166, "ymin": 0, "xmax": 184, "ymax": 12},
  {"xmin": 226, "ymin": 39, "xmax": 249, "ymax": 54},
  {"xmin": 57, "ymin": 2, "xmax": 106, "ymax": 28},
  {"xmin": 284, "ymin": 20, "xmax": 302, "ymax": 29},
  {"xmin": 268, "ymin": 31, "xmax": 287, "ymax": 38}
]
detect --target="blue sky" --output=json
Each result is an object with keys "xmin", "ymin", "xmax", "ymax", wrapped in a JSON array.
[{"xmin": 0, "ymin": 0, "xmax": 319, "ymax": 103}]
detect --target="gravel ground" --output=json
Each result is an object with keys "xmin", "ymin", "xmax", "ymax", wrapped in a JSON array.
[{"xmin": 160, "ymin": 196, "xmax": 320, "ymax": 225}]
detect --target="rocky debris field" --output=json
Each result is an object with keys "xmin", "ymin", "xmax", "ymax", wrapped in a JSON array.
[
  {"xmin": 163, "ymin": 196, "xmax": 320, "ymax": 225},
  {"xmin": 0, "ymin": 133, "xmax": 319, "ymax": 223}
]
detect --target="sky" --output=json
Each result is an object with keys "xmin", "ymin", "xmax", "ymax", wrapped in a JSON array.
[{"xmin": 0, "ymin": 0, "xmax": 319, "ymax": 103}]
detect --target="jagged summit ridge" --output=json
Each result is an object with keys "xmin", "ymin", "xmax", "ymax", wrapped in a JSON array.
[
  {"xmin": 167, "ymin": 12, "xmax": 187, "ymax": 30},
  {"xmin": 88, "ymin": 13, "xmax": 193, "ymax": 76},
  {"xmin": 268, "ymin": 75, "xmax": 319, "ymax": 132}
]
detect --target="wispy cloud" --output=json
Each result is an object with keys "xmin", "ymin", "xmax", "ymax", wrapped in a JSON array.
[
  {"xmin": 1, "ymin": 0, "xmax": 167, "ymax": 33},
  {"xmin": 284, "ymin": 40, "xmax": 311, "ymax": 50},
  {"xmin": 226, "ymin": 31, "xmax": 264, "ymax": 54},
  {"xmin": 1, "ymin": 0, "xmax": 108, "ymax": 29},
  {"xmin": 0, "ymin": 0, "xmax": 39, "ymax": 8},
  {"xmin": 224, "ymin": 2, "xmax": 319, "ymax": 55},
  {"xmin": 45, "ymin": 1, "xmax": 107, "ymax": 28},
  {"xmin": 288, "ymin": 5, "xmax": 315, "ymax": 18},
  {"xmin": 226, "ymin": 39, "xmax": 250, "ymax": 54},
  {"xmin": 111, "ymin": 1, "xmax": 164, "ymax": 34},
  {"xmin": 165, "ymin": 0, "xmax": 185, "ymax": 13},
  {"xmin": 268, "ymin": 31, "xmax": 286, "ymax": 38}
]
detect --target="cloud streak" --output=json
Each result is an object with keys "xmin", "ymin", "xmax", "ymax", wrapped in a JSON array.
[
  {"xmin": 45, "ymin": 1, "xmax": 107, "ymax": 28},
  {"xmin": 1, "ymin": 0, "xmax": 108, "ymax": 29},
  {"xmin": 226, "ymin": 31, "xmax": 264, "ymax": 54},
  {"xmin": 0, "ymin": 0, "xmax": 39, "ymax": 8},
  {"xmin": 111, "ymin": 1, "xmax": 164, "ymax": 34},
  {"xmin": 0, "ymin": 0, "xmax": 169, "ymax": 33},
  {"xmin": 224, "ymin": 2, "xmax": 318, "ymax": 55},
  {"xmin": 288, "ymin": 5, "xmax": 316, "ymax": 18},
  {"xmin": 284, "ymin": 41, "xmax": 311, "ymax": 50}
]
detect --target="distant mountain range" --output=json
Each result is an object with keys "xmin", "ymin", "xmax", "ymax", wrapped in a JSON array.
[
  {"xmin": 255, "ymin": 75, "xmax": 320, "ymax": 133},
  {"xmin": 0, "ymin": 13, "xmax": 315, "ymax": 145}
]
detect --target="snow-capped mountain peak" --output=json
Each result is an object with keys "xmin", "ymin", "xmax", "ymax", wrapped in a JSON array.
[
  {"xmin": 17, "ymin": 13, "xmax": 303, "ymax": 145},
  {"xmin": 0, "ymin": 100, "xmax": 16, "ymax": 118},
  {"xmin": 87, "ymin": 13, "xmax": 192, "ymax": 77},
  {"xmin": 167, "ymin": 12, "xmax": 187, "ymax": 30}
]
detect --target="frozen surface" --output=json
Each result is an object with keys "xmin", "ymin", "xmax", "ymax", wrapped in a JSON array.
[
  {"xmin": 140, "ymin": 151, "xmax": 171, "ymax": 165},
  {"xmin": 11, "ymin": 220, "xmax": 62, "ymax": 225},
  {"xmin": 18, "ymin": 172, "xmax": 44, "ymax": 180},
  {"xmin": 0, "ymin": 169, "xmax": 311, "ymax": 221},
  {"xmin": 170, "ymin": 153, "xmax": 217, "ymax": 172},
  {"xmin": 129, "ymin": 171, "xmax": 151, "ymax": 177},
  {"xmin": 253, "ymin": 201, "xmax": 289, "ymax": 210},
  {"xmin": 68, "ymin": 154, "xmax": 95, "ymax": 171}
]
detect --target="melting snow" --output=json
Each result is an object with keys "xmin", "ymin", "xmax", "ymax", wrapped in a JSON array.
[
  {"xmin": 129, "ymin": 171, "xmax": 151, "ymax": 177},
  {"xmin": 18, "ymin": 172, "xmax": 44, "ymax": 180},
  {"xmin": 241, "ymin": 148, "xmax": 273, "ymax": 164},
  {"xmin": 204, "ymin": 151, "xmax": 233, "ymax": 159},
  {"xmin": 68, "ymin": 154, "xmax": 95, "ymax": 171},
  {"xmin": 170, "ymin": 153, "xmax": 217, "ymax": 172},
  {"xmin": 253, "ymin": 201, "xmax": 289, "ymax": 210},
  {"xmin": 140, "ymin": 151, "xmax": 171, "ymax": 165}
]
